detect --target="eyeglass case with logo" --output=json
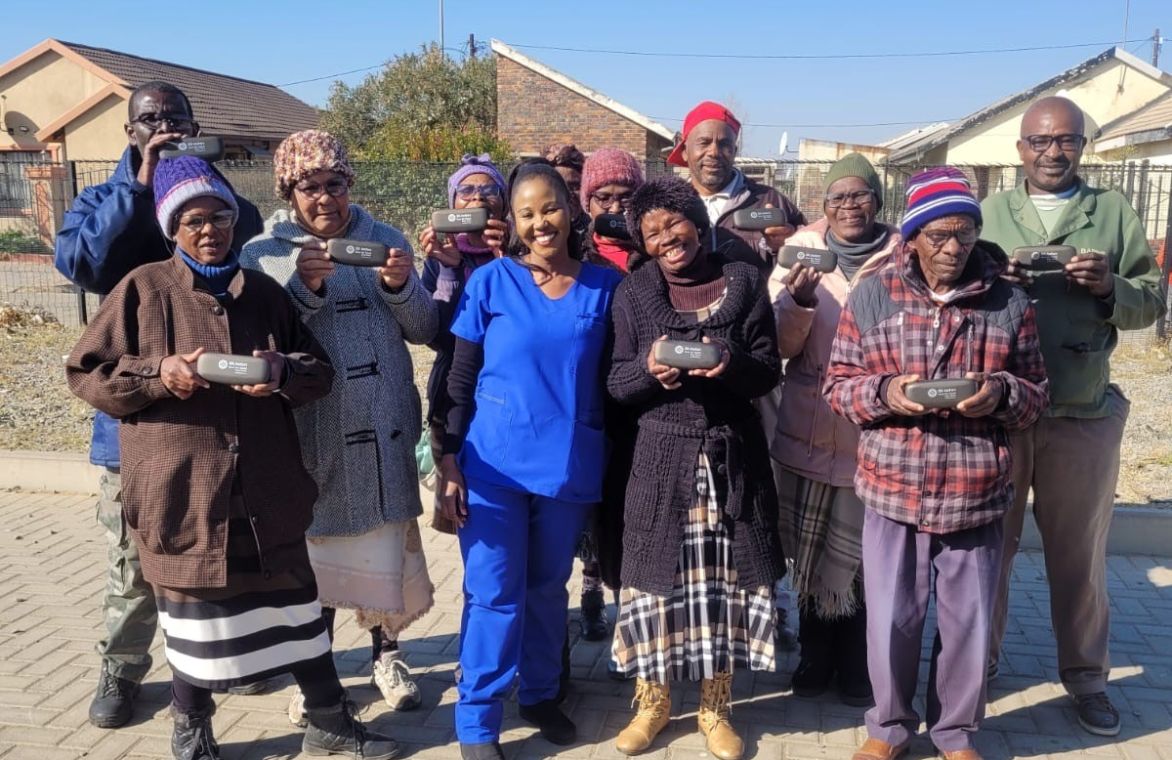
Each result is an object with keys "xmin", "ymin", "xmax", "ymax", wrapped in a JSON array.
[
  {"xmin": 904, "ymin": 378, "xmax": 980, "ymax": 409},
  {"xmin": 653, "ymin": 340, "xmax": 722, "ymax": 370},
  {"xmin": 160, "ymin": 136, "xmax": 225, "ymax": 162},
  {"xmin": 1010, "ymin": 244, "xmax": 1077, "ymax": 271},
  {"xmin": 732, "ymin": 207, "xmax": 789, "ymax": 231},
  {"xmin": 778, "ymin": 245, "xmax": 838, "ymax": 273},
  {"xmin": 326, "ymin": 238, "xmax": 388, "ymax": 267},
  {"xmin": 594, "ymin": 213, "xmax": 630, "ymax": 241},
  {"xmin": 196, "ymin": 353, "xmax": 271, "ymax": 385},
  {"xmin": 431, "ymin": 207, "xmax": 488, "ymax": 233}
]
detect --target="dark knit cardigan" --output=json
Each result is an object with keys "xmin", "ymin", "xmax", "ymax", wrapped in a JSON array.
[{"xmin": 606, "ymin": 253, "xmax": 785, "ymax": 594}]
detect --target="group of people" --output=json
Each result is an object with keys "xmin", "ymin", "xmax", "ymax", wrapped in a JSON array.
[{"xmin": 53, "ymin": 80, "xmax": 1164, "ymax": 760}]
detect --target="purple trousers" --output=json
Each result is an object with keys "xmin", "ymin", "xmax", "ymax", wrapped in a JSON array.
[{"xmin": 862, "ymin": 510, "xmax": 1003, "ymax": 752}]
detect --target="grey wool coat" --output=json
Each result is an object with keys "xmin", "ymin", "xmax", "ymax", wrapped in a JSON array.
[{"xmin": 240, "ymin": 204, "xmax": 438, "ymax": 537}]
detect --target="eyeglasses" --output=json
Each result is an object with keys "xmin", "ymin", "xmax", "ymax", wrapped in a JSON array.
[
  {"xmin": 920, "ymin": 228, "xmax": 979, "ymax": 250},
  {"xmin": 1021, "ymin": 134, "xmax": 1087, "ymax": 153},
  {"xmin": 131, "ymin": 112, "xmax": 196, "ymax": 131},
  {"xmin": 590, "ymin": 191, "xmax": 635, "ymax": 211},
  {"xmin": 825, "ymin": 189, "xmax": 875, "ymax": 209},
  {"xmin": 454, "ymin": 183, "xmax": 502, "ymax": 200},
  {"xmin": 177, "ymin": 210, "xmax": 237, "ymax": 233},
  {"xmin": 295, "ymin": 177, "xmax": 349, "ymax": 200}
]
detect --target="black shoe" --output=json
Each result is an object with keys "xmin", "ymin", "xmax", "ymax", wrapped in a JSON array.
[
  {"xmin": 556, "ymin": 637, "xmax": 570, "ymax": 704},
  {"xmin": 519, "ymin": 698, "xmax": 577, "ymax": 745},
  {"xmin": 837, "ymin": 674, "xmax": 874, "ymax": 708},
  {"xmin": 790, "ymin": 656, "xmax": 834, "ymax": 698},
  {"xmin": 460, "ymin": 742, "xmax": 505, "ymax": 760},
  {"xmin": 1075, "ymin": 692, "xmax": 1121, "ymax": 737},
  {"xmin": 303, "ymin": 699, "xmax": 400, "ymax": 759},
  {"xmin": 89, "ymin": 662, "xmax": 140, "ymax": 729},
  {"xmin": 171, "ymin": 704, "xmax": 221, "ymax": 760},
  {"xmin": 225, "ymin": 678, "xmax": 271, "ymax": 696},
  {"xmin": 580, "ymin": 588, "xmax": 609, "ymax": 641}
]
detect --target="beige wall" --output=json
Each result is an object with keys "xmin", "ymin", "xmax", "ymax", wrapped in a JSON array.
[
  {"xmin": 0, "ymin": 50, "xmax": 106, "ymax": 151},
  {"xmin": 798, "ymin": 139, "xmax": 891, "ymax": 163},
  {"xmin": 946, "ymin": 61, "xmax": 1170, "ymax": 164},
  {"xmin": 62, "ymin": 96, "xmax": 128, "ymax": 161},
  {"xmin": 1096, "ymin": 140, "xmax": 1172, "ymax": 164}
]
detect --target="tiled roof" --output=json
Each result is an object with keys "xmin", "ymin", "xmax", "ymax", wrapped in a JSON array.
[
  {"xmin": 59, "ymin": 41, "xmax": 318, "ymax": 140},
  {"xmin": 1096, "ymin": 90, "xmax": 1172, "ymax": 145}
]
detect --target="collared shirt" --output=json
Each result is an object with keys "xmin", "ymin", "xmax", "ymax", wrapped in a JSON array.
[{"xmin": 699, "ymin": 172, "xmax": 745, "ymax": 225}]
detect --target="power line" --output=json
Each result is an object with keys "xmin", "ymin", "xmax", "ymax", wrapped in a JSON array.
[
  {"xmin": 502, "ymin": 38, "xmax": 1152, "ymax": 61},
  {"xmin": 278, "ymin": 46, "xmax": 470, "ymax": 87},
  {"xmin": 652, "ymin": 116, "xmax": 954, "ymax": 129}
]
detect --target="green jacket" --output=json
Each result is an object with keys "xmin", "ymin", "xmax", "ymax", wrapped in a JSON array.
[{"xmin": 981, "ymin": 180, "xmax": 1165, "ymax": 418}]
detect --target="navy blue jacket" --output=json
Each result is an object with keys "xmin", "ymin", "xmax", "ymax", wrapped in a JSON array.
[{"xmin": 54, "ymin": 146, "xmax": 263, "ymax": 467}]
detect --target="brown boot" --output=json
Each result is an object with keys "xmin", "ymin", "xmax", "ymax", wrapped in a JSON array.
[
  {"xmin": 697, "ymin": 672, "xmax": 742, "ymax": 760},
  {"xmin": 851, "ymin": 737, "xmax": 910, "ymax": 760},
  {"xmin": 615, "ymin": 679, "xmax": 671, "ymax": 755}
]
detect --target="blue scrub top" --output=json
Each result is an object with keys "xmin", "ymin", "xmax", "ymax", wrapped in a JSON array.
[{"xmin": 450, "ymin": 257, "xmax": 622, "ymax": 503}]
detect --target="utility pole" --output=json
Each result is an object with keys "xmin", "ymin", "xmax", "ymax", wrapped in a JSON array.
[
  {"xmin": 438, "ymin": 0, "xmax": 445, "ymax": 59},
  {"xmin": 1154, "ymin": 28, "xmax": 1162, "ymax": 68},
  {"xmin": 468, "ymin": 33, "xmax": 477, "ymax": 59}
]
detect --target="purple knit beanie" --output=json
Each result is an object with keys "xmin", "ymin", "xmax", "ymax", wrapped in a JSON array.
[
  {"xmin": 153, "ymin": 157, "xmax": 239, "ymax": 240},
  {"xmin": 447, "ymin": 154, "xmax": 507, "ymax": 207},
  {"xmin": 579, "ymin": 148, "xmax": 645, "ymax": 211}
]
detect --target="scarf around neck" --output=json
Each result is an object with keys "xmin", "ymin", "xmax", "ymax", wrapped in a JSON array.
[{"xmin": 826, "ymin": 224, "xmax": 890, "ymax": 281}]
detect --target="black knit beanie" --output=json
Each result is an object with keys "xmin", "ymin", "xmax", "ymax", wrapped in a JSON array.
[{"xmin": 625, "ymin": 175, "xmax": 711, "ymax": 252}]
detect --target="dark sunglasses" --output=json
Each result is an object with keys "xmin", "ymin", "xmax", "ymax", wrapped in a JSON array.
[
  {"xmin": 455, "ymin": 183, "xmax": 503, "ymax": 200},
  {"xmin": 295, "ymin": 178, "xmax": 350, "ymax": 200}
]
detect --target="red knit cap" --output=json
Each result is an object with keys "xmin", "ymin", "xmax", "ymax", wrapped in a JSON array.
[
  {"xmin": 666, "ymin": 101, "xmax": 742, "ymax": 167},
  {"xmin": 579, "ymin": 148, "xmax": 645, "ymax": 211}
]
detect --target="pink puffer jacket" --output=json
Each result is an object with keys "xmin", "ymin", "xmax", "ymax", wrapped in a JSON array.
[{"xmin": 767, "ymin": 217, "xmax": 901, "ymax": 487}]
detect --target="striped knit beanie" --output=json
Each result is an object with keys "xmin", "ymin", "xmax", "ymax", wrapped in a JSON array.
[
  {"xmin": 899, "ymin": 167, "xmax": 982, "ymax": 240},
  {"xmin": 579, "ymin": 148, "xmax": 645, "ymax": 211},
  {"xmin": 153, "ymin": 157, "xmax": 239, "ymax": 240}
]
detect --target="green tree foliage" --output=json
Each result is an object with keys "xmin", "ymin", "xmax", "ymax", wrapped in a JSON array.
[{"xmin": 321, "ymin": 44, "xmax": 510, "ymax": 162}]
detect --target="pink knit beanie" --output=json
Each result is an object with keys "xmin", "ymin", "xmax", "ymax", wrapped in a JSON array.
[{"xmin": 579, "ymin": 148, "xmax": 645, "ymax": 211}]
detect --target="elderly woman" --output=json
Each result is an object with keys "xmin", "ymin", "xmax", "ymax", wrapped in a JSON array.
[
  {"xmin": 607, "ymin": 176, "xmax": 783, "ymax": 760},
  {"xmin": 767, "ymin": 153, "xmax": 901, "ymax": 707},
  {"xmin": 66, "ymin": 157, "xmax": 397, "ymax": 760},
  {"xmin": 825, "ymin": 168, "xmax": 1048, "ymax": 760},
  {"xmin": 239, "ymin": 130, "xmax": 438, "ymax": 721},
  {"xmin": 439, "ymin": 162, "xmax": 622, "ymax": 759},
  {"xmin": 420, "ymin": 153, "xmax": 510, "ymax": 531}
]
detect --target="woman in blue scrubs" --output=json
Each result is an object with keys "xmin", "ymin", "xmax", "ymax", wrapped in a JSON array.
[{"xmin": 438, "ymin": 162, "xmax": 623, "ymax": 760}]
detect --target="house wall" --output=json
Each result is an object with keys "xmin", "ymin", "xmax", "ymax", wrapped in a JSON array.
[
  {"xmin": 62, "ymin": 96, "xmax": 128, "ymax": 161},
  {"xmin": 0, "ymin": 51, "xmax": 105, "ymax": 151},
  {"xmin": 797, "ymin": 139, "xmax": 891, "ymax": 163},
  {"xmin": 497, "ymin": 56, "xmax": 659, "ymax": 160},
  {"xmin": 1096, "ymin": 140, "xmax": 1172, "ymax": 164},
  {"xmin": 945, "ymin": 60, "xmax": 1171, "ymax": 164}
]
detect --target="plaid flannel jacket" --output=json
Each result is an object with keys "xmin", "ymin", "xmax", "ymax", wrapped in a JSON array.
[{"xmin": 824, "ymin": 242, "xmax": 1048, "ymax": 533}]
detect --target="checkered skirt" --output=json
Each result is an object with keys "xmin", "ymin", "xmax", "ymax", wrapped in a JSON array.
[{"xmin": 612, "ymin": 454, "xmax": 776, "ymax": 683}]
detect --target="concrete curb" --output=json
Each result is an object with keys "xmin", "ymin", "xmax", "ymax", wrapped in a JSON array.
[{"xmin": 1, "ymin": 449, "xmax": 1169, "ymax": 556}]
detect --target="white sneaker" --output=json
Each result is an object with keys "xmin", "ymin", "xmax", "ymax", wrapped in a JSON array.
[
  {"xmin": 371, "ymin": 651, "xmax": 422, "ymax": 711},
  {"xmin": 287, "ymin": 685, "xmax": 307, "ymax": 727}
]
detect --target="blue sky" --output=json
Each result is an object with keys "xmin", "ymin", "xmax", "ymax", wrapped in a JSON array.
[{"xmin": 2, "ymin": 0, "xmax": 1167, "ymax": 156}]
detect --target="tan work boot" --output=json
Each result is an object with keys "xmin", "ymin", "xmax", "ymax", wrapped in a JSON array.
[
  {"xmin": 698, "ymin": 672, "xmax": 743, "ymax": 760},
  {"xmin": 615, "ymin": 679, "xmax": 671, "ymax": 755}
]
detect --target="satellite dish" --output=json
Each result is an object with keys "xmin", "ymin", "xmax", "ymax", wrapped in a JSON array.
[{"xmin": 778, "ymin": 131, "xmax": 789, "ymax": 156}]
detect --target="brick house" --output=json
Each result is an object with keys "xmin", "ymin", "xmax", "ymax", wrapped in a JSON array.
[{"xmin": 492, "ymin": 39, "xmax": 674, "ymax": 162}]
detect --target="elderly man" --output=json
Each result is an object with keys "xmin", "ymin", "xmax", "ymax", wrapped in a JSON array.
[
  {"xmin": 982, "ymin": 96, "xmax": 1166, "ymax": 737},
  {"xmin": 826, "ymin": 168, "xmax": 1048, "ymax": 760},
  {"xmin": 668, "ymin": 101, "xmax": 805, "ymax": 272},
  {"xmin": 54, "ymin": 80, "xmax": 263, "ymax": 729}
]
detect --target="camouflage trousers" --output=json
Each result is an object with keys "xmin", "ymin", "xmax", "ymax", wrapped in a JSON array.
[{"xmin": 95, "ymin": 468, "xmax": 157, "ymax": 683}]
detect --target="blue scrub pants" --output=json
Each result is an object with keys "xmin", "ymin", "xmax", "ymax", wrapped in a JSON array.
[{"xmin": 455, "ymin": 476, "xmax": 593, "ymax": 745}]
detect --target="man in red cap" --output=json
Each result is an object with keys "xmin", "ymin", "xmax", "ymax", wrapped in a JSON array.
[{"xmin": 669, "ymin": 101, "xmax": 805, "ymax": 272}]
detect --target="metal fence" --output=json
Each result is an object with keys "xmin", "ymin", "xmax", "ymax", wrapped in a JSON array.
[{"xmin": 1, "ymin": 157, "xmax": 1169, "ymax": 337}]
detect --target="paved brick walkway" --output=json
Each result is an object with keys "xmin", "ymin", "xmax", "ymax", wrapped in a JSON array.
[{"xmin": 1, "ymin": 488, "xmax": 1170, "ymax": 759}]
